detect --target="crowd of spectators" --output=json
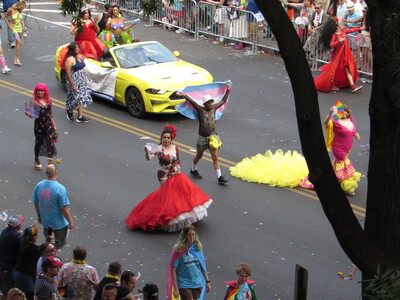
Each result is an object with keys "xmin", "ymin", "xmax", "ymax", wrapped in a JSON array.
[
  {"xmin": 0, "ymin": 214, "xmax": 158, "ymax": 300},
  {"xmin": 152, "ymin": 0, "xmax": 371, "ymax": 73}
]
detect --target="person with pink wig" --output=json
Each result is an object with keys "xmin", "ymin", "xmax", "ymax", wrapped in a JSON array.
[{"xmin": 25, "ymin": 83, "xmax": 57, "ymax": 170}]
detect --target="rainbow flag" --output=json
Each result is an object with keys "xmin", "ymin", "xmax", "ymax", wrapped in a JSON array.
[{"xmin": 176, "ymin": 80, "xmax": 232, "ymax": 120}]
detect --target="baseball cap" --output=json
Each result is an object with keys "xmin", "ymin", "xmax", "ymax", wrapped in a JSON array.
[
  {"xmin": 346, "ymin": 2, "xmax": 355, "ymax": 10},
  {"xmin": 42, "ymin": 256, "xmax": 63, "ymax": 268},
  {"xmin": 202, "ymin": 95, "xmax": 214, "ymax": 105},
  {"xmin": 7, "ymin": 216, "xmax": 25, "ymax": 228},
  {"xmin": 143, "ymin": 283, "xmax": 159, "ymax": 300}
]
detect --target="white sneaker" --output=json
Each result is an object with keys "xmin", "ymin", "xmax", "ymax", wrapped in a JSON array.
[
  {"xmin": 2, "ymin": 66, "xmax": 11, "ymax": 74},
  {"xmin": 176, "ymin": 28, "xmax": 185, "ymax": 34}
]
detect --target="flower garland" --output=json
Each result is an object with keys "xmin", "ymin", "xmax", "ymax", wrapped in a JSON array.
[
  {"xmin": 163, "ymin": 125, "xmax": 177, "ymax": 139},
  {"xmin": 105, "ymin": 274, "xmax": 120, "ymax": 280},
  {"xmin": 72, "ymin": 259, "xmax": 86, "ymax": 264}
]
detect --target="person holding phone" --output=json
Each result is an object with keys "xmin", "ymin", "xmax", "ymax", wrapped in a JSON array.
[{"xmin": 70, "ymin": 8, "xmax": 106, "ymax": 61}]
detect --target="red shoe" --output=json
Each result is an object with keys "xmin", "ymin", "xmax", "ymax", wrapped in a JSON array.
[
  {"xmin": 331, "ymin": 84, "xmax": 339, "ymax": 91},
  {"xmin": 350, "ymin": 85, "xmax": 363, "ymax": 93}
]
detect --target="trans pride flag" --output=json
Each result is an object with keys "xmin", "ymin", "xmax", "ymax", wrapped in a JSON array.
[{"xmin": 176, "ymin": 80, "xmax": 232, "ymax": 120}]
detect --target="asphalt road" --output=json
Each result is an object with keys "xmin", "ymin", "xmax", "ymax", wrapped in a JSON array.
[{"xmin": 0, "ymin": 2, "xmax": 371, "ymax": 299}]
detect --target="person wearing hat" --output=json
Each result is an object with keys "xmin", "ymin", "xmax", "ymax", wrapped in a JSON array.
[
  {"xmin": 34, "ymin": 256, "xmax": 62, "ymax": 300},
  {"xmin": 141, "ymin": 283, "xmax": 158, "ymax": 300},
  {"xmin": 0, "ymin": 216, "xmax": 24, "ymax": 299},
  {"xmin": 181, "ymin": 81, "xmax": 231, "ymax": 185},
  {"xmin": 342, "ymin": 1, "xmax": 362, "ymax": 29}
]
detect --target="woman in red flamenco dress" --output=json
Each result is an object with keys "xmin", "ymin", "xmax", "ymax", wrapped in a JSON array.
[
  {"xmin": 314, "ymin": 17, "xmax": 363, "ymax": 93},
  {"xmin": 125, "ymin": 125, "xmax": 213, "ymax": 232},
  {"xmin": 70, "ymin": 8, "xmax": 106, "ymax": 61}
]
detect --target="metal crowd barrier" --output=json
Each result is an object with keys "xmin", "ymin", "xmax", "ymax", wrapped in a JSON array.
[{"xmin": 91, "ymin": 0, "xmax": 373, "ymax": 76}]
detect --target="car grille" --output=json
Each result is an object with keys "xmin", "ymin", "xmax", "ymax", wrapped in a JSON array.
[{"xmin": 169, "ymin": 91, "xmax": 185, "ymax": 100}]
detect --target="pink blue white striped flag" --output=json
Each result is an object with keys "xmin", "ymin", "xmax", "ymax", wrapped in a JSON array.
[{"xmin": 175, "ymin": 80, "xmax": 232, "ymax": 120}]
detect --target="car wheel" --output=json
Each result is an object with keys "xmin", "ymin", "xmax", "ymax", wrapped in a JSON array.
[
  {"xmin": 125, "ymin": 87, "xmax": 146, "ymax": 118},
  {"xmin": 61, "ymin": 70, "xmax": 68, "ymax": 91}
]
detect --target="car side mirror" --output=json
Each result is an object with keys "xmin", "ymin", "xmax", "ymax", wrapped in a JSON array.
[
  {"xmin": 172, "ymin": 51, "xmax": 180, "ymax": 58},
  {"xmin": 101, "ymin": 61, "xmax": 114, "ymax": 68}
]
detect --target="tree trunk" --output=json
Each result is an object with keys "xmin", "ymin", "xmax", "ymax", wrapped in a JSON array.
[
  {"xmin": 253, "ymin": 0, "xmax": 396, "ymax": 280},
  {"xmin": 364, "ymin": 0, "xmax": 400, "ymax": 264}
]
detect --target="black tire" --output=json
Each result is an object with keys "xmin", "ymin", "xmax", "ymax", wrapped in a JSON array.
[
  {"xmin": 61, "ymin": 70, "xmax": 68, "ymax": 91},
  {"xmin": 125, "ymin": 87, "xmax": 146, "ymax": 118}
]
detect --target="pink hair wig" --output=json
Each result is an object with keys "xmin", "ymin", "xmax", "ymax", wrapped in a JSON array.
[{"xmin": 33, "ymin": 83, "xmax": 51, "ymax": 104}]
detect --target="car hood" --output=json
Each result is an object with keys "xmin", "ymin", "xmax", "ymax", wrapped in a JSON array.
[{"xmin": 118, "ymin": 61, "xmax": 212, "ymax": 88}]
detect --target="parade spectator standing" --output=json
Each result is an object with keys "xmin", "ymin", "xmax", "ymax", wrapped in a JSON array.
[
  {"xmin": 4, "ymin": 0, "xmax": 26, "ymax": 66},
  {"xmin": 207, "ymin": 0, "xmax": 229, "ymax": 43},
  {"xmin": 32, "ymin": 164, "xmax": 74, "ymax": 250},
  {"xmin": 141, "ymin": 283, "xmax": 159, "ymax": 300},
  {"xmin": 13, "ymin": 225, "xmax": 41, "ymax": 294},
  {"xmin": 5, "ymin": 288, "xmax": 24, "ymax": 300},
  {"xmin": 34, "ymin": 256, "xmax": 62, "ymax": 300},
  {"xmin": 94, "ymin": 262, "xmax": 122, "ymax": 300},
  {"xmin": 182, "ymin": 82, "xmax": 231, "ymax": 184},
  {"xmin": 223, "ymin": 263, "xmax": 258, "ymax": 300},
  {"xmin": 36, "ymin": 242, "xmax": 57, "ymax": 280},
  {"xmin": 0, "ymin": 0, "xmax": 17, "ymax": 47},
  {"xmin": 304, "ymin": 2, "xmax": 327, "ymax": 54},
  {"xmin": 228, "ymin": 0, "xmax": 248, "ymax": 50},
  {"xmin": 342, "ymin": 2, "xmax": 362, "ymax": 51},
  {"xmin": 342, "ymin": 2, "xmax": 362, "ymax": 29},
  {"xmin": 0, "ymin": 216, "xmax": 24, "ymax": 300},
  {"xmin": 58, "ymin": 246, "xmax": 99, "ymax": 300},
  {"xmin": 116, "ymin": 271, "xmax": 138, "ymax": 299},
  {"xmin": 101, "ymin": 283, "xmax": 117, "ymax": 300},
  {"xmin": 349, "ymin": 0, "xmax": 363, "ymax": 13},
  {"xmin": 246, "ymin": 0, "xmax": 262, "ymax": 46},
  {"xmin": 336, "ymin": 0, "xmax": 347, "ymax": 21}
]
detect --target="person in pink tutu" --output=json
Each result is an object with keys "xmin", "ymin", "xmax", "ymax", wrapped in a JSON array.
[{"xmin": 125, "ymin": 125, "xmax": 212, "ymax": 232}]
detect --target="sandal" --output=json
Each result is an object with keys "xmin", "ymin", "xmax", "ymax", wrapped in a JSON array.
[
  {"xmin": 34, "ymin": 158, "xmax": 42, "ymax": 170},
  {"xmin": 14, "ymin": 58, "xmax": 22, "ymax": 66}
]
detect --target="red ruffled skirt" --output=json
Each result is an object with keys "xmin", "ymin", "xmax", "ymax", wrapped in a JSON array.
[
  {"xmin": 125, "ymin": 173, "xmax": 212, "ymax": 232},
  {"xmin": 75, "ymin": 37, "xmax": 106, "ymax": 61}
]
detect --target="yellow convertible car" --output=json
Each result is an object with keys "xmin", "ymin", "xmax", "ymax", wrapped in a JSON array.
[{"xmin": 54, "ymin": 41, "xmax": 213, "ymax": 118}]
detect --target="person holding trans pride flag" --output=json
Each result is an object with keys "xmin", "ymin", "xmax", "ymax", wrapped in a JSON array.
[{"xmin": 177, "ymin": 81, "xmax": 231, "ymax": 185}]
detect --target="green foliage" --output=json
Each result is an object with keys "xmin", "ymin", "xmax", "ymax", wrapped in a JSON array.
[
  {"xmin": 60, "ymin": 0, "xmax": 84, "ymax": 17},
  {"xmin": 60, "ymin": 0, "xmax": 85, "ymax": 34},
  {"xmin": 141, "ymin": 0, "xmax": 163, "ymax": 19},
  {"xmin": 363, "ymin": 266, "xmax": 400, "ymax": 299}
]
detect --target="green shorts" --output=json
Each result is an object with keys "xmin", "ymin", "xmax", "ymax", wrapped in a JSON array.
[{"xmin": 196, "ymin": 135, "xmax": 210, "ymax": 153}]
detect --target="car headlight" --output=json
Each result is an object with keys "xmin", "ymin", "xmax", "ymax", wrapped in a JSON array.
[{"xmin": 145, "ymin": 88, "xmax": 168, "ymax": 95}]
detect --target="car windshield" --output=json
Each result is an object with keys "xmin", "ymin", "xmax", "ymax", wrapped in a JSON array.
[{"xmin": 113, "ymin": 43, "xmax": 178, "ymax": 68}]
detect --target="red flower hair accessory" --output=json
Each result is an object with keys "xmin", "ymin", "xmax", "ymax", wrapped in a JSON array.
[
  {"xmin": 333, "ymin": 17, "xmax": 339, "ymax": 23},
  {"xmin": 163, "ymin": 125, "xmax": 177, "ymax": 139}
]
